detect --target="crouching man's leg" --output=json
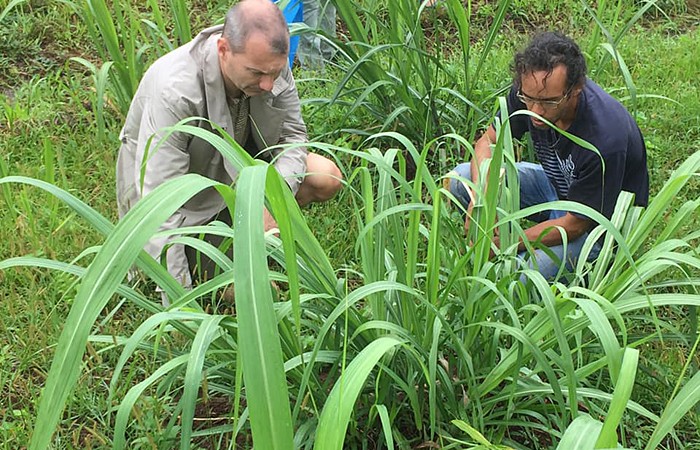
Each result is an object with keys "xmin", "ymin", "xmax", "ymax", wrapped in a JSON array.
[
  {"xmin": 519, "ymin": 232, "xmax": 601, "ymax": 282},
  {"xmin": 447, "ymin": 160, "xmax": 602, "ymax": 283},
  {"xmin": 446, "ymin": 162, "xmax": 474, "ymax": 211},
  {"xmin": 295, "ymin": 153, "xmax": 343, "ymax": 206},
  {"xmin": 518, "ymin": 208, "xmax": 602, "ymax": 283}
]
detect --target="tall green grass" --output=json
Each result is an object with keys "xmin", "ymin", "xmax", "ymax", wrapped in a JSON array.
[
  {"xmin": 3, "ymin": 114, "xmax": 700, "ymax": 447},
  {"xmin": 63, "ymin": 0, "xmax": 193, "ymax": 116},
  {"xmin": 1, "ymin": 0, "xmax": 699, "ymax": 448},
  {"xmin": 0, "ymin": 0, "xmax": 27, "ymax": 23},
  {"xmin": 304, "ymin": 0, "xmax": 511, "ymax": 148}
]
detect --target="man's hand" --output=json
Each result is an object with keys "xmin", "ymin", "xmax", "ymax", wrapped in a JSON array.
[
  {"xmin": 471, "ymin": 126, "xmax": 498, "ymax": 186},
  {"xmin": 263, "ymin": 207, "xmax": 279, "ymax": 233},
  {"xmin": 487, "ymin": 213, "xmax": 593, "ymax": 260},
  {"xmin": 463, "ymin": 201, "xmax": 475, "ymax": 235},
  {"xmin": 490, "ymin": 235, "xmax": 500, "ymax": 260}
]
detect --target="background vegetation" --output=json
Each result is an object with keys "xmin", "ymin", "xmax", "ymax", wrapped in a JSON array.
[{"xmin": 1, "ymin": 0, "xmax": 699, "ymax": 448}]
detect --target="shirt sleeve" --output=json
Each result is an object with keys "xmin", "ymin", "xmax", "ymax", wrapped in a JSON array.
[
  {"xmin": 269, "ymin": 67, "xmax": 308, "ymax": 194},
  {"xmin": 134, "ymin": 89, "xmax": 195, "ymax": 289}
]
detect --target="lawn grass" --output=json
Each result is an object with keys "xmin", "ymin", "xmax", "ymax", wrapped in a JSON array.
[{"xmin": 1, "ymin": 0, "xmax": 699, "ymax": 448}]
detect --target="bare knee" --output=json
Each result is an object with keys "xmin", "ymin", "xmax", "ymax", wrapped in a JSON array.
[
  {"xmin": 296, "ymin": 153, "xmax": 343, "ymax": 205},
  {"xmin": 314, "ymin": 161, "xmax": 343, "ymax": 201}
]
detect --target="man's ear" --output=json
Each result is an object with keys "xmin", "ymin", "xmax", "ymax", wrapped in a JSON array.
[{"xmin": 217, "ymin": 38, "xmax": 228, "ymax": 57}]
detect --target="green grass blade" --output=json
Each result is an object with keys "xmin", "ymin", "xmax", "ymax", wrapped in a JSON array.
[
  {"xmin": 233, "ymin": 165, "xmax": 294, "ymax": 449},
  {"xmin": 332, "ymin": 0, "xmax": 369, "ymax": 44},
  {"xmin": 314, "ymin": 336, "xmax": 403, "ymax": 450},
  {"xmin": 375, "ymin": 404, "xmax": 395, "ymax": 450},
  {"xmin": 0, "ymin": 158, "xmax": 16, "ymax": 219},
  {"xmin": 113, "ymin": 355, "xmax": 190, "ymax": 449},
  {"xmin": 479, "ymin": 319, "xmax": 567, "ymax": 413},
  {"xmin": 0, "ymin": 175, "xmax": 186, "ymax": 298},
  {"xmin": 428, "ymin": 317, "xmax": 442, "ymax": 433},
  {"xmin": 595, "ymin": 348, "xmax": 639, "ymax": 448},
  {"xmin": 167, "ymin": 0, "xmax": 192, "ymax": 45},
  {"xmin": 613, "ymin": 0, "xmax": 659, "ymax": 47},
  {"xmin": 471, "ymin": 0, "xmax": 511, "ymax": 96},
  {"xmin": 535, "ymin": 275, "xmax": 578, "ymax": 422},
  {"xmin": 486, "ymin": 385, "xmax": 659, "ymax": 421},
  {"xmin": 108, "ymin": 311, "xmax": 208, "ymax": 398},
  {"xmin": 180, "ymin": 315, "xmax": 226, "ymax": 449},
  {"xmin": 625, "ymin": 149, "xmax": 700, "ymax": 252},
  {"xmin": 292, "ymin": 280, "xmax": 420, "ymax": 426},
  {"xmin": 266, "ymin": 164, "xmax": 303, "ymax": 330},
  {"xmin": 452, "ymin": 419, "xmax": 497, "ymax": 447},
  {"xmin": 645, "ymin": 369, "xmax": 700, "ymax": 450},
  {"xmin": 0, "ymin": 256, "xmax": 157, "ymax": 313},
  {"xmin": 29, "ymin": 174, "xmax": 217, "ymax": 450},
  {"xmin": 444, "ymin": 0, "xmax": 470, "ymax": 92},
  {"xmin": 556, "ymin": 414, "xmax": 603, "ymax": 450},
  {"xmin": 0, "ymin": 0, "xmax": 27, "ymax": 22},
  {"xmin": 570, "ymin": 297, "xmax": 623, "ymax": 385},
  {"xmin": 599, "ymin": 43, "xmax": 637, "ymax": 114}
]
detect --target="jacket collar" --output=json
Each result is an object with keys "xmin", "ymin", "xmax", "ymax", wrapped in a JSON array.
[
  {"xmin": 195, "ymin": 26, "xmax": 233, "ymax": 134},
  {"xmin": 193, "ymin": 25, "xmax": 290, "ymax": 148}
]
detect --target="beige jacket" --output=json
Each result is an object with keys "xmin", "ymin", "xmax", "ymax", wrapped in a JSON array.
[{"xmin": 116, "ymin": 25, "xmax": 308, "ymax": 289}]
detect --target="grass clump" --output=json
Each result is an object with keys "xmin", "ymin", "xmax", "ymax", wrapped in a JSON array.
[{"xmin": 1, "ymin": 0, "xmax": 700, "ymax": 449}]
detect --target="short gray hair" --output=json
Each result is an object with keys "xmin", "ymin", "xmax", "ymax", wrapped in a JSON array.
[{"xmin": 222, "ymin": 0, "xmax": 289, "ymax": 55}]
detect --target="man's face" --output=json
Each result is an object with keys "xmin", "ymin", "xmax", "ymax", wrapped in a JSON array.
[
  {"xmin": 218, "ymin": 32, "xmax": 288, "ymax": 97},
  {"xmin": 518, "ymin": 65, "xmax": 580, "ymax": 129}
]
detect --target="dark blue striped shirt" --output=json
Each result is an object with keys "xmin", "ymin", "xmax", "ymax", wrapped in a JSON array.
[{"xmin": 503, "ymin": 79, "xmax": 648, "ymax": 219}]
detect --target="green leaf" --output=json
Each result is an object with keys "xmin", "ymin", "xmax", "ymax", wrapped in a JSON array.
[
  {"xmin": 29, "ymin": 174, "xmax": 216, "ymax": 450},
  {"xmin": 556, "ymin": 414, "xmax": 603, "ymax": 450},
  {"xmin": 645, "ymin": 369, "xmax": 700, "ymax": 450},
  {"xmin": 375, "ymin": 404, "xmax": 395, "ymax": 450},
  {"xmin": 113, "ymin": 355, "xmax": 190, "ymax": 449},
  {"xmin": 452, "ymin": 419, "xmax": 495, "ymax": 446},
  {"xmin": 233, "ymin": 165, "xmax": 294, "ymax": 449},
  {"xmin": 108, "ymin": 310, "xmax": 211, "ymax": 401},
  {"xmin": 180, "ymin": 315, "xmax": 226, "ymax": 450},
  {"xmin": 0, "ymin": 175, "xmax": 186, "ymax": 298},
  {"xmin": 314, "ymin": 337, "xmax": 403, "ymax": 450},
  {"xmin": 595, "ymin": 348, "xmax": 639, "ymax": 448},
  {"xmin": 0, "ymin": 0, "xmax": 27, "ymax": 22},
  {"xmin": 570, "ymin": 297, "xmax": 623, "ymax": 386}
]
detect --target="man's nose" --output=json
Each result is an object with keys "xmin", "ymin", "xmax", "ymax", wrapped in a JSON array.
[
  {"xmin": 529, "ymin": 101, "xmax": 546, "ymax": 116},
  {"xmin": 259, "ymin": 75, "xmax": 275, "ymax": 92}
]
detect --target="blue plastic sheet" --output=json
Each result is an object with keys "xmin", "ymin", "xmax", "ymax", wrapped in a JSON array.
[{"xmin": 278, "ymin": 0, "xmax": 303, "ymax": 67}]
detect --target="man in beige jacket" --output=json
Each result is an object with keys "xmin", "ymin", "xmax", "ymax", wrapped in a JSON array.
[{"xmin": 116, "ymin": 0, "xmax": 342, "ymax": 292}]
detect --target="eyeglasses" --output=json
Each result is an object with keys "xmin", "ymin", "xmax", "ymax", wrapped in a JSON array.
[{"xmin": 516, "ymin": 87, "xmax": 572, "ymax": 109}]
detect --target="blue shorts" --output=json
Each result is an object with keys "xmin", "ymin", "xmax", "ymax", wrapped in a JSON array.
[{"xmin": 449, "ymin": 161, "xmax": 601, "ymax": 281}]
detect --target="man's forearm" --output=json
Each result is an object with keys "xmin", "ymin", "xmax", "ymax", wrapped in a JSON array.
[
  {"xmin": 273, "ymin": 147, "xmax": 308, "ymax": 195},
  {"xmin": 506, "ymin": 213, "xmax": 592, "ymax": 252},
  {"xmin": 470, "ymin": 126, "xmax": 499, "ymax": 188}
]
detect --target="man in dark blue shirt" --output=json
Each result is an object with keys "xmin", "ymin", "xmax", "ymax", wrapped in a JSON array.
[{"xmin": 449, "ymin": 32, "xmax": 648, "ymax": 280}]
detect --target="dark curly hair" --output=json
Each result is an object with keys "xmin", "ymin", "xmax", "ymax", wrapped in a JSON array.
[{"xmin": 512, "ymin": 32, "xmax": 587, "ymax": 91}]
